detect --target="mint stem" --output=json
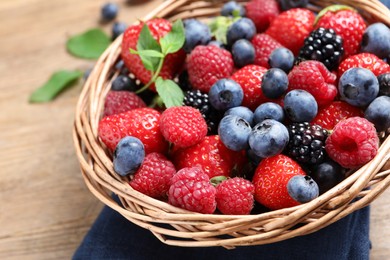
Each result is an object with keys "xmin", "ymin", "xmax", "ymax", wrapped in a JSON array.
[{"xmin": 135, "ymin": 55, "xmax": 165, "ymax": 94}]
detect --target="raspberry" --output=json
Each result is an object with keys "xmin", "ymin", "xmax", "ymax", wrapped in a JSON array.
[
  {"xmin": 325, "ymin": 117, "xmax": 379, "ymax": 169},
  {"xmin": 245, "ymin": 0, "xmax": 280, "ymax": 32},
  {"xmin": 338, "ymin": 53, "xmax": 390, "ymax": 78},
  {"xmin": 129, "ymin": 153, "xmax": 176, "ymax": 199},
  {"xmin": 251, "ymin": 33, "xmax": 283, "ymax": 68},
  {"xmin": 168, "ymin": 167, "xmax": 216, "ymax": 214},
  {"xmin": 160, "ymin": 106, "xmax": 207, "ymax": 148},
  {"xmin": 215, "ymin": 177, "xmax": 255, "ymax": 215},
  {"xmin": 103, "ymin": 91, "xmax": 146, "ymax": 116}
]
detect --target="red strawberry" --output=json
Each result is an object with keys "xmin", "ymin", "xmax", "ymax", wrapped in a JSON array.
[
  {"xmin": 266, "ymin": 8, "xmax": 315, "ymax": 55},
  {"xmin": 314, "ymin": 6, "xmax": 366, "ymax": 58},
  {"xmin": 251, "ymin": 33, "xmax": 283, "ymax": 68},
  {"xmin": 160, "ymin": 106, "xmax": 208, "ymax": 148},
  {"xmin": 252, "ymin": 154, "xmax": 305, "ymax": 210},
  {"xmin": 168, "ymin": 167, "xmax": 216, "ymax": 214},
  {"xmin": 187, "ymin": 45, "xmax": 234, "ymax": 93},
  {"xmin": 172, "ymin": 135, "xmax": 246, "ymax": 179},
  {"xmin": 312, "ymin": 101, "xmax": 364, "ymax": 130},
  {"xmin": 129, "ymin": 153, "xmax": 176, "ymax": 199},
  {"xmin": 121, "ymin": 18, "xmax": 185, "ymax": 89},
  {"xmin": 231, "ymin": 64, "xmax": 268, "ymax": 110},
  {"xmin": 338, "ymin": 53, "xmax": 390, "ymax": 78},
  {"xmin": 245, "ymin": 0, "xmax": 280, "ymax": 32},
  {"xmin": 288, "ymin": 60, "xmax": 337, "ymax": 106},
  {"xmin": 103, "ymin": 91, "xmax": 146, "ymax": 116},
  {"xmin": 98, "ymin": 107, "xmax": 168, "ymax": 154}
]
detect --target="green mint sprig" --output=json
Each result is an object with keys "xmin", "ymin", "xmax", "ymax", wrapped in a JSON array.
[{"xmin": 208, "ymin": 15, "xmax": 241, "ymax": 44}]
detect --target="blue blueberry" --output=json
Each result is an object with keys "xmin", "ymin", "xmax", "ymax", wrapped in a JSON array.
[
  {"xmin": 253, "ymin": 102, "xmax": 284, "ymax": 124},
  {"xmin": 287, "ymin": 175, "xmax": 319, "ymax": 203},
  {"xmin": 284, "ymin": 90, "xmax": 318, "ymax": 122},
  {"xmin": 248, "ymin": 119, "xmax": 289, "ymax": 158},
  {"xmin": 183, "ymin": 19, "xmax": 211, "ymax": 53},
  {"xmin": 226, "ymin": 17, "xmax": 256, "ymax": 46},
  {"xmin": 101, "ymin": 3, "xmax": 119, "ymax": 21},
  {"xmin": 309, "ymin": 161, "xmax": 344, "ymax": 194},
  {"xmin": 361, "ymin": 23, "xmax": 390, "ymax": 59},
  {"xmin": 113, "ymin": 136, "xmax": 145, "ymax": 177},
  {"xmin": 114, "ymin": 59, "xmax": 130, "ymax": 75},
  {"xmin": 112, "ymin": 22, "xmax": 127, "ymax": 40},
  {"xmin": 224, "ymin": 106, "xmax": 254, "ymax": 126},
  {"xmin": 365, "ymin": 96, "xmax": 390, "ymax": 132},
  {"xmin": 279, "ymin": 0, "xmax": 309, "ymax": 11},
  {"xmin": 268, "ymin": 47, "xmax": 295, "ymax": 73},
  {"xmin": 261, "ymin": 68, "xmax": 289, "ymax": 99},
  {"xmin": 209, "ymin": 79, "xmax": 244, "ymax": 110},
  {"xmin": 339, "ymin": 67, "xmax": 379, "ymax": 107},
  {"xmin": 218, "ymin": 115, "xmax": 252, "ymax": 151},
  {"xmin": 221, "ymin": 1, "xmax": 246, "ymax": 17},
  {"xmin": 231, "ymin": 39, "xmax": 255, "ymax": 68},
  {"xmin": 111, "ymin": 75, "xmax": 137, "ymax": 91}
]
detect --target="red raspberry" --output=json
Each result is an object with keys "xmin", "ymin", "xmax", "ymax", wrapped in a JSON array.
[
  {"xmin": 231, "ymin": 64, "xmax": 269, "ymax": 110},
  {"xmin": 98, "ymin": 107, "xmax": 168, "ymax": 154},
  {"xmin": 325, "ymin": 117, "xmax": 379, "ymax": 169},
  {"xmin": 338, "ymin": 53, "xmax": 390, "ymax": 78},
  {"xmin": 187, "ymin": 45, "xmax": 234, "ymax": 93},
  {"xmin": 245, "ymin": 0, "xmax": 280, "ymax": 32},
  {"xmin": 251, "ymin": 33, "xmax": 283, "ymax": 68},
  {"xmin": 160, "ymin": 106, "xmax": 207, "ymax": 148},
  {"xmin": 266, "ymin": 8, "xmax": 315, "ymax": 55},
  {"xmin": 252, "ymin": 154, "xmax": 305, "ymax": 210},
  {"xmin": 215, "ymin": 177, "xmax": 255, "ymax": 215},
  {"xmin": 172, "ymin": 135, "xmax": 246, "ymax": 179},
  {"xmin": 168, "ymin": 167, "xmax": 216, "ymax": 214},
  {"xmin": 288, "ymin": 60, "xmax": 337, "ymax": 106},
  {"xmin": 103, "ymin": 91, "xmax": 146, "ymax": 117},
  {"xmin": 312, "ymin": 101, "xmax": 364, "ymax": 130},
  {"xmin": 129, "ymin": 153, "xmax": 176, "ymax": 199}
]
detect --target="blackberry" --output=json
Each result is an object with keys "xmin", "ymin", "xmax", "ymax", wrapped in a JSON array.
[
  {"xmin": 298, "ymin": 27, "xmax": 344, "ymax": 71},
  {"xmin": 378, "ymin": 73, "xmax": 390, "ymax": 96},
  {"xmin": 286, "ymin": 122, "xmax": 328, "ymax": 164}
]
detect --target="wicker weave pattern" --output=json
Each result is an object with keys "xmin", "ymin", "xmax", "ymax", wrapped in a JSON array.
[{"xmin": 73, "ymin": 0, "xmax": 390, "ymax": 247}]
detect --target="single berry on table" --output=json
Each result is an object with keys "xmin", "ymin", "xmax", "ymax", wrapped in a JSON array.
[
  {"xmin": 208, "ymin": 79, "xmax": 244, "ymax": 111},
  {"xmin": 253, "ymin": 102, "xmax": 284, "ymax": 125},
  {"xmin": 224, "ymin": 106, "xmax": 254, "ymax": 126},
  {"xmin": 113, "ymin": 136, "xmax": 145, "ymax": 177},
  {"xmin": 279, "ymin": 0, "xmax": 309, "ymax": 11},
  {"xmin": 360, "ymin": 22, "xmax": 390, "ymax": 59},
  {"xmin": 378, "ymin": 73, "xmax": 390, "ymax": 96},
  {"xmin": 183, "ymin": 19, "xmax": 212, "ymax": 53},
  {"xmin": 111, "ymin": 75, "xmax": 138, "ymax": 92},
  {"xmin": 261, "ymin": 68, "xmax": 288, "ymax": 99},
  {"xmin": 284, "ymin": 90, "xmax": 318, "ymax": 123},
  {"xmin": 231, "ymin": 39, "xmax": 255, "ymax": 68},
  {"xmin": 226, "ymin": 17, "xmax": 257, "ymax": 46},
  {"xmin": 268, "ymin": 47, "xmax": 295, "ymax": 73},
  {"xmin": 112, "ymin": 22, "xmax": 127, "ymax": 40},
  {"xmin": 287, "ymin": 175, "xmax": 319, "ymax": 203},
  {"xmin": 309, "ymin": 161, "xmax": 344, "ymax": 194},
  {"xmin": 221, "ymin": 1, "xmax": 246, "ymax": 17},
  {"xmin": 101, "ymin": 2, "xmax": 119, "ymax": 21},
  {"xmin": 364, "ymin": 96, "xmax": 390, "ymax": 132},
  {"xmin": 218, "ymin": 115, "xmax": 252, "ymax": 151}
]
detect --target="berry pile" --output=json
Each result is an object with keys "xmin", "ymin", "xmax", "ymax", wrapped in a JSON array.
[{"xmin": 97, "ymin": 0, "xmax": 390, "ymax": 214}]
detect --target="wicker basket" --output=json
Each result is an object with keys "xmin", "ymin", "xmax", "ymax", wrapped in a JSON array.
[{"xmin": 73, "ymin": 0, "xmax": 390, "ymax": 248}]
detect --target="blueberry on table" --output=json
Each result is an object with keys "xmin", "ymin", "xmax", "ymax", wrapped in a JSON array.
[
  {"xmin": 231, "ymin": 39, "xmax": 255, "ymax": 68},
  {"xmin": 361, "ymin": 23, "xmax": 390, "ymax": 59},
  {"xmin": 365, "ymin": 96, "xmax": 390, "ymax": 132},
  {"xmin": 261, "ymin": 68, "xmax": 289, "ymax": 99},
  {"xmin": 268, "ymin": 47, "xmax": 295, "ymax": 73},
  {"xmin": 218, "ymin": 115, "xmax": 252, "ymax": 151},
  {"xmin": 309, "ymin": 161, "xmax": 344, "ymax": 194},
  {"xmin": 253, "ymin": 102, "xmax": 284, "ymax": 124},
  {"xmin": 226, "ymin": 17, "xmax": 256, "ymax": 46},
  {"xmin": 101, "ymin": 3, "xmax": 119, "ymax": 21},
  {"xmin": 224, "ymin": 106, "xmax": 254, "ymax": 126},
  {"xmin": 208, "ymin": 79, "xmax": 243, "ymax": 110},
  {"xmin": 113, "ymin": 136, "xmax": 145, "ymax": 177},
  {"xmin": 287, "ymin": 175, "xmax": 319, "ymax": 203},
  {"xmin": 284, "ymin": 90, "xmax": 318, "ymax": 122},
  {"xmin": 183, "ymin": 19, "xmax": 211, "ymax": 53},
  {"xmin": 111, "ymin": 75, "xmax": 137, "ymax": 92},
  {"xmin": 221, "ymin": 1, "xmax": 246, "ymax": 17}
]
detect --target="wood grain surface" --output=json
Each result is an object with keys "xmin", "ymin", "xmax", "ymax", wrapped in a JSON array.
[{"xmin": 0, "ymin": 0, "xmax": 389, "ymax": 259}]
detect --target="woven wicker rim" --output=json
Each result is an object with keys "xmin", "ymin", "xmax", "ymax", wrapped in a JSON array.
[{"xmin": 73, "ymin": 0, "xmax": 390, "ymax": 248}]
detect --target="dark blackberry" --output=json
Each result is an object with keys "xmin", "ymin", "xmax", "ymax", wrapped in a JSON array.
[
  {"xmin": 378, "ymin": 73, "xmax": 390, "ymax": 96},
  {"xmin": 298, "ymin": 27, "xmax": 344, "ymax": 71},
  {"xmin": 286, "ymin": 122, "xmax": 328, "ymax": 164}
]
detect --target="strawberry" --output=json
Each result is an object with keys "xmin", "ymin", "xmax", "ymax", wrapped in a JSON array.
[
  {"xmin": 314, "ymin": 6, "xmax": 366, "ymax": 58},
  {"xmin": 103, "ymin": 91, "xmax": 146, "ymax": 117},
  {"xmin": 338, "ymin": 53, "xmax": 390, "ymax": 78},
  {"xmin": 251, "ymin": 33, "xmax": 283, "ymax": 68},
  {"xmin": 121, "ymin": 18, "xmax": 185, "ymax": 89},
  {"xmin": 98, "ymin": 107, "xmax": 168, "ymax": 154},
  {"xmin": 266, "ymin": 8, "xmax": 315, "ymax": 55},
  {"xmin": 231, "ymin": 64, "xmax": 269, "ymax": 110},
  {"xmin": 187, "ymin": 45, "xmax": 234, "ymax": 93},
  {"xmin": 245, "ymin": 0, "xmax": 280, "ymax": 32},
  {"xmin": 252, "ymin": 154, "xmax": 305, "ymax": 210}
]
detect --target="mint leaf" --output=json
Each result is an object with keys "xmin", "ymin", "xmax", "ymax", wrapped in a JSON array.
[
  {"xmin": 136, "ymin": 24, "xmax": 162, "ymax": 72},
  {"xmin": 66, "ymin": 28, "xmax": 111, "ymax": 59},
  {"xmin": 208, "ymin": 16, "xmax": 239, "ymax": 44},
  {"xmin": 130, "ymin": 49, "xmax": 164, "ymax": 71},
  {"xmin": 155, "ymin": 77, "xmax": 184, "ymax": 108},
  {"xmin": 29, "ymin": 70, "xmax": 82, "ymax": 103},
  {"xmin": 160, "ymin": 19, "xmax": 185, "ymax": 55}
]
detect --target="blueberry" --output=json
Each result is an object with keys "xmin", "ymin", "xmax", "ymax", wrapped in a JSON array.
[
  {"xmin": 218, "ymin": 115, "xmax": 252, "ymax": 151},
  {"xmin": 209, "ymin": 79, "xmax": 244, "ymax": 110},
  {"xmin": 248, "ymin": 119, "xmax": 289, "ymax": 158},
  {"xmin": 287, "ymin": 175, "xmax": 319, "ymax": 203},
  {"xmin": 279, "ymin": 0, "xmax": 309, "ymax": 11},
  {"xmin": 339, "ymin": 67, "xmax": 379, "ymax": 107},
  {"xmin": 284, "ymin": 90, "xmax": 318, "ymax": 122},
  {"xmin": 224, "ymin": 106, "xmax": 254, "ymax": 126},
  {"xmin": 253, "ymin": 102, "xmax": 284, "ymax": 124},
  {"xmin": 261, "ymin": 68, "xmax": 289, "ymax": 99},
  {"xmin": 309, "ymin": 161, "xmax": 344, "ymax": 194},
  {"xmin": 208, "ymin": 40, "xmax": 226, "ymax": 49},
  {"xmin": 268, "ymin": 47, "xmax": 295, "ymax": 73},
  {"xmin": 183, "ymin": 19, "xmax": 211, "ymax": 53},
  {"xmin": 221, "ymin": 1, "xmax": 246, "ymax": 17},
  {"xmin": 226, "ymin": 18, "xmax": 256, "ymax": 46},
  {"xmin": 231, "ymin": 39, "xmax": 255, "ymax": 68},
  {"xmin": 111, "ymin": 75, "xmax": 137, "ymax": 91},
  {"xmin": 101, "ymin": 3, "xmax": 119, "ymax": 21},
  {"xmin": 113, "ymin": 136, "xmax": 145, "ymax": 177},
  {"xmin": 114, "ymin": 59, "xmax": 130, "ymax": 75},
  {"xmin": 361, "ymin": 23, "xmax": 390, "ymax": 59},
  {"xmin": 365, "ymin": 96, "xmax": 390, "ymax": 132},
  {"xmin": 112, "ymin": 22, "xmax": 127, "ymax": 40}
]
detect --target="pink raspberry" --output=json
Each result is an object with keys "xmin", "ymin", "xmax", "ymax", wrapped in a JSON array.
[{"xmin": 103, "ymin": 91, "xmax": 146, "ymax": 116}]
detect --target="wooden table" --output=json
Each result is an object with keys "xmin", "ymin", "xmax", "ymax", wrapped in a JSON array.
[{"xmin": 0, "ymin": 0, "xmax": 389, "ymax": 259}]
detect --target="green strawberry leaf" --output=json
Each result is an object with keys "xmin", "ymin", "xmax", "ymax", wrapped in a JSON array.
[
  {"xmin": 29, "ymin": 70, "xmax": 82, "ymax": 103},
  {"xmin": 314, "ymin": 5, "xmax": 356, "ymax": 25},
  {"xmin": 136, "ymin": 23, "xmax": 162, "ymax": 72},
  {"xmin": 66, "ymin": 28, "xmax": 111, "ymax": 59},
  {"xmin": 155, "ymin": 77, "xmax": 184, "ymax": 108},
  {"xmin": 160, "ymin": 19, "xmax": 185, "ymax": 55}
]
